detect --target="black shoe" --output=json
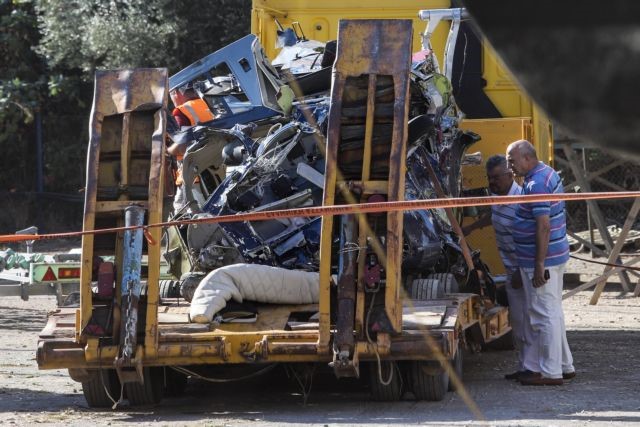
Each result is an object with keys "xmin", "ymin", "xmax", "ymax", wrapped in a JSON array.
[
  {"xmin": 520, "ymin": 374, "xmax": 563, "ymax": 386},
  {"xmin": 562, "ymin": 371, "xmax": 576, "ymax": 380},
  {"xmin": 504, "ymin": 370, "xmax": 531, "ymax": 380}
]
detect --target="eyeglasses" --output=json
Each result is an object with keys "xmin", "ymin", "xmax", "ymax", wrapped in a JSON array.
[{"xmin": 486, "ymin": 172, "xmax": 510, "ymax": 181}]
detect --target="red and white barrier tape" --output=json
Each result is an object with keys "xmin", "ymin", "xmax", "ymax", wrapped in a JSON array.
[{"xmin": 1, "ymin": 191, "xmax": 638, "ymax": 244}]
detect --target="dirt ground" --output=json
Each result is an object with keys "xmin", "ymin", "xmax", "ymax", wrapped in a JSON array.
[{"xmin": 2, "ymin": 256, "xmax": 640, "ymax": 426}]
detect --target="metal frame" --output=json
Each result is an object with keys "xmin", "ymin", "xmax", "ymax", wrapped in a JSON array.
[{"xmin": 80, "ymin": 69, "xmax": 167, "ymax": 365}]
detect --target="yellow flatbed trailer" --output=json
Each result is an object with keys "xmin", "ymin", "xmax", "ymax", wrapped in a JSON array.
[
  {"xmin": 39, "ymin": 294, "xmax": 508, "ymax": 367},
  {"xmin": 36, "ymin": 19, "xmax": 511, "ymax": 407}
]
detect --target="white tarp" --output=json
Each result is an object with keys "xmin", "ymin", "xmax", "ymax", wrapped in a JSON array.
[{"xmin": 189, "ymin": 263, "xmax": 320, "ymax": 323}]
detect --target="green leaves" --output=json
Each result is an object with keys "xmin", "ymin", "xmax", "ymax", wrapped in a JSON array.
[
  {"xmin": 35, "ymin": 0, "xmax": 177, "ymax": 77},
  {"xmin": 1, "ymin": 0, "xmax": 251, "ymax": 194}
]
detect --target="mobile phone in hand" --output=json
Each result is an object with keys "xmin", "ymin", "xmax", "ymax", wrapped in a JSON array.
[{"xmin": 544, "ymin": 269, "xmax": 550, "ymax": 280}]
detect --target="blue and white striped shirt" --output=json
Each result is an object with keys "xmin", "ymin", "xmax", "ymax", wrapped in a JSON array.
[
  {"xmin": 491, "ymin": 181, "xmax": 521, "ymax": 270},
  {"xmin": 513, "ymin": 162, "xmax": 570, "ymax": 268}
]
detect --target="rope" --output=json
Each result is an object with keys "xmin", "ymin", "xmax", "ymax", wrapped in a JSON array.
[
  {"xmin": 1, "ymin": 191, "xmax": 639, "ymax": 244},
  {"xmin": 365, "ymin": 291, "xmax": 397, "ymax": 387},
  {"xmin": 569, "ymin": 254, "xmax": 640, "ymax": 272}
]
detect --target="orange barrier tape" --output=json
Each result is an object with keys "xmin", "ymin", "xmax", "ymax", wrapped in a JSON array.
[{"xmin": 2, "ymin": 191, "xmax": 639, "ymax": 244}]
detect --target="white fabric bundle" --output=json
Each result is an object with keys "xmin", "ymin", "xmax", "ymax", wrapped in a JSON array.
[{"xmin": 189, "ymin": 263, "xmax": 320, "ymax": 324}]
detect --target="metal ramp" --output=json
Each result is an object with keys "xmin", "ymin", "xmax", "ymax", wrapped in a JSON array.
[
  {"xmin": 80, "ymin": 69, "xmax": 168, "ymax": 382},
  {"xmin": 317, "ymin": 19, "xmax": 414, "ymax": 376}
]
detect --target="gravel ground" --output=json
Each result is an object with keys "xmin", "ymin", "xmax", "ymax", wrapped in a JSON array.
[{"xmin": 1, "ymin": 256, "xmax": 640, "ymax": 426}]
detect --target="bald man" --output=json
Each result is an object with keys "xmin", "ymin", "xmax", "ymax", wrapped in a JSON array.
[{"xmin": 506, "ymin": 140, "xmax": 575, "ymax": 386}]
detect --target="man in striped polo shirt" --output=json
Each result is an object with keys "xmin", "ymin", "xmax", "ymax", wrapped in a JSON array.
[
  {"xmin": 506, "ymin": 140, "xmax": 575, "ymax": 386},
  {"xmin": 463, "ymin": 155, "xmax": 527, "ymax": 380}
]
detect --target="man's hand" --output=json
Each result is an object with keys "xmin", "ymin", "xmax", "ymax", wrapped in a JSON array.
[{"xmin": 533, "ymin": 264, "xmax": 547, "ymax": 288}]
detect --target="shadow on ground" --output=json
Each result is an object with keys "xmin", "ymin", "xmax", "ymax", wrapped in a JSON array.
[{"xmin": 1, "ymin": 329, "xmax": 639, "ymax": 425}]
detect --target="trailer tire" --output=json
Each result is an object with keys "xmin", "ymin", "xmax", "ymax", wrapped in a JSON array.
[
  {"xmin": 408, "ymin": 361, "xmax": 448, "ymax": 401},
  {"xmin": 159, "ymin": 280, "xmax": 181, "ymax": 299},
  {"xmin": 448, "ymin": 345, "xmax": 464, "ymax": 392},
  {"xmin": 485, "ymin": 330, "xmax": 515, "ymax": 351},
  {"xmin": 410, "ymin": 278, "xmax": 438, "ymax": 299},
  {"xmin": 410, "ymin": 273, "xmax": 458, "ymax": 300},
  {"xmin": 125, "ymin": 367, "xmax": 164, "ymax": 406},
  {"xmin": 427, "ymin": 273, "xmax": 459, "ymax": 295},
  {"xmin": 163, "ymin": 367, "xmax": 188, "ymax": 396},
  {"xmin": 81, "ymin": 369, "xmax": 121, "ymax": 408},
  {"xmin": 369, "ymin": 361, "xmax": 403, "ymax": 401}
]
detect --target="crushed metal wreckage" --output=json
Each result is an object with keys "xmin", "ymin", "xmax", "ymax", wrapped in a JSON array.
[{"xmin": 163, "ymin": 31, "xmax": 496, "ymax": 318}]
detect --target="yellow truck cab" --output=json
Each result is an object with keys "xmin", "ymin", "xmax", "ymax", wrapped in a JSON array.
[{"xmin": 251, "ymin": 0, "xmax": 554, "ymax": 275}]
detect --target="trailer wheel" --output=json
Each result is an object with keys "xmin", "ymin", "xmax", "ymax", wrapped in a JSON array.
[
  {"xmin": 408, "ymin": 361, "xmax": 448, "ymax": 401},
  {"xmin": 410, "ymin": 273, "xmax": 458, "ymax": 300},
  {"xmin": 427, "ymin": 273, "xmax": 459, "ymax": 295},
  {"xmin": 81, "ymin": 369, "xmax": 121, "ymax": 408},
  {"xmin": 448, "ymin": 345, "xmax": 464, "ymax": 392},
  {"xmin": 369, "ymin": 361, "xmax": 403, "ymax": 401},
  {"xmin": 410, "ymin": 278, "xmax": 438, "ymax": 299},
  {"xmin": 485, "ymin": 330, "xmax": 515, "ymax": 351},
  {"xmin": 125, "ymin": 367, "xmax": 164, "ymax": 406},
  {"xmin": 163, "ymin": 367, "xmax": 188, "ymax": 396},
  {"xmin": 159, "ymin": 280, "xmax": 181, "ymax": 299}
]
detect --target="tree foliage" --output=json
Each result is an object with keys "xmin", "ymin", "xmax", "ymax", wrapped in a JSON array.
[
  {"xmin": 35, "ymin": 0, "xmax": 177, "ymax": 75},
  {"xmin": 0, "ymin": 0, "xmax": 46, "ymax": 190},
  {"xmin": 170, "ymin": 0, "xmax": 252, "ymax": 71},
  {"xmin": 1, "ymin": 0, "xmax": 251, "ymax": 196}
]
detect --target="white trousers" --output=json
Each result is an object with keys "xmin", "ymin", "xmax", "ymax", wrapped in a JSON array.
[
  {"xmin": 521, "ymin": 264, "xmax": 574, "ymax": 378},
  {"xmin": 505, "ymin": 268, "xmax": 526, "ymax": 370}
]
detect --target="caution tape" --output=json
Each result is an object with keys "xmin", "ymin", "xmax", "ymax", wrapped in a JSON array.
[{"xmin": 2, "ymin": 191, "xmax": 639, "ymax": 244}]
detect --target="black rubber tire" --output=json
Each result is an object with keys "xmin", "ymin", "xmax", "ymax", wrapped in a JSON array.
[
  {"xmin": 410, "ymin": 273, "xmax": 458, "ymax": 300},
  {"xmin": 61, "ymin": 291, "xmax": 81, "ymax": 307},
  {"xmin": 81, "ymin": 369, "xmax": 121, "ymax": 408},
  {"xmin": 448, "ymin": 346, "xmax": 464, "ymax": 392},
  {"xmin": 163, "ymin": 367, "xmax": 188, "ymax": 397},
  {"xmin": 125, "ymin": 367, "xmax": 164, "ymax": 406},
  {"xmin": 485, "ymin": 330, "xmax": 515, "ymax": 351},
  {"xmin": 410, "ymin": 278, "xmax": 438, "ymax": 299},
  {"xmin": 159, "ymin": 280, "xmax": 181, "ymax": 299},
  {"xmin": 369, "ymin": 361, "xmax": 403, "ymax": 401},
  {"xmin": 408, "ymin": 361, "xmax": 448, "ymax": 401},
  {"xmin": 427, "ymin": 273, "xmax": 459, "ymax": 295}
]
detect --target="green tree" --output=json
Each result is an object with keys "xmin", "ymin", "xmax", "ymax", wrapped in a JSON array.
[
  {"xmin": 1, "ymin": 0, "xmax": 252, "ymax": 194},
  {"xmin": 0, "ymin": 0, "xmax": 47, "ymax": 191},
  {"xmin": 35, "ymin": 0, "xmax": 177, "ymax": 75},
  {"xmin": 170, "ymin": 0, "xmax": 252, "ymax": 71}
]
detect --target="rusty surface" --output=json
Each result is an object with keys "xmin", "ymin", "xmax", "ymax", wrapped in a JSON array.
[
  {"xmin": 326, "ymin": 20, "xmax": 413, "ymax": 342},
  {"xmin": 37, "ymin": 340, "xmax": 85, "ymax": 369},
  {"xmin": 267, "ymin": 342, "xmax": 318, "ymax": 355},
  {"xmin": 335, "ymin": 214, "xmax": 358, "ymax": 354},
  {"xmin": 79, "ymin": 68, "xmax": 167, "ymax": 353},
  {"xmin": 320, "ymin": 19, "xmax": 413, "ymax": 371}
]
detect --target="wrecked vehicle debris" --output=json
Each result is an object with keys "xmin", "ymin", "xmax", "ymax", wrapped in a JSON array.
[
  {"xmin": 169, "ymin": 34, "xmax": 294, "ymax": 130},
  {"xmin": 164, "ymin": 31, "xmax": 490, "ymax": 317},
  {"xmin": 36, "ymin": 17, "xmax": 516, "ymax": 408}
]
